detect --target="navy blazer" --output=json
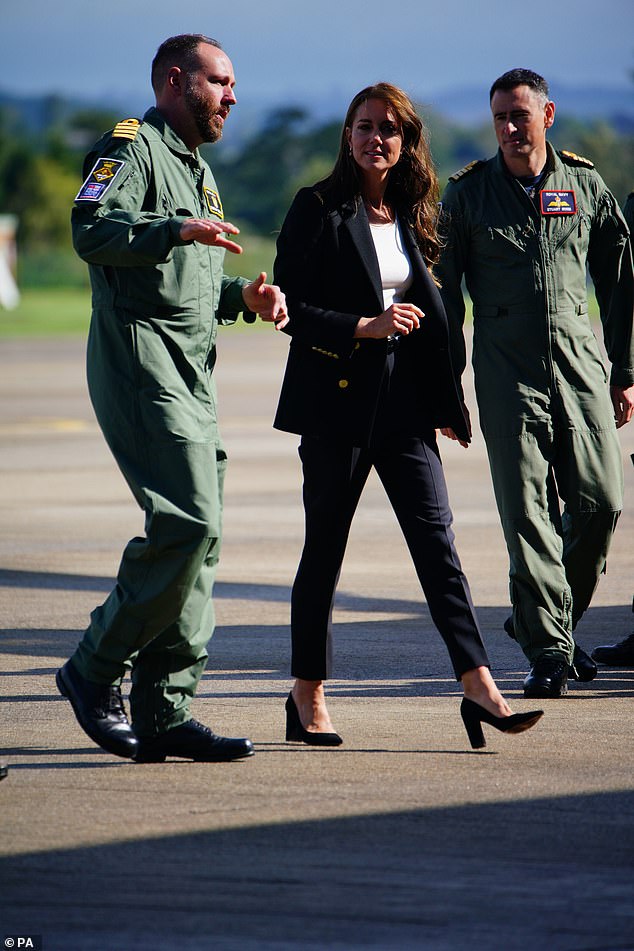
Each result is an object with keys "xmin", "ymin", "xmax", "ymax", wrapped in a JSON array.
[{"xmin": 273, "ymin": 186, "xmax": 470, "ymax": 447}]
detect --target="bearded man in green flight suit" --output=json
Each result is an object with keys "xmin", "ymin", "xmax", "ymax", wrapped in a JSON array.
[
  {"xmin": 56, "ymin": 34, "xmax": 288, "ymax": 762},
  {"xmin": 437, "ymin": 68, "xmax": 634, "ymax": 699}
]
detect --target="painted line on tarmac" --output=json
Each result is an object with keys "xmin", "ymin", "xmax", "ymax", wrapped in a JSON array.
[{"xmin": 0, "ymin": 418, "xmax": 93, "ymax": 434}]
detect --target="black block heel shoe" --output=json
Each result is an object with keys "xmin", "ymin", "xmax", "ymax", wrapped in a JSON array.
[
  {"xmin": 460, "ymin": 698, "xmax": 543, "ymax": 750},
  {"xmin": 285, "ymin": 692, "xmax": 343, "ymax": 746}
]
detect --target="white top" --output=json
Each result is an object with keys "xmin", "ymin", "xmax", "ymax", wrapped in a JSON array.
[{"xmin": 369, "ymin": 218, "xmax": 413, "ymax": 309}]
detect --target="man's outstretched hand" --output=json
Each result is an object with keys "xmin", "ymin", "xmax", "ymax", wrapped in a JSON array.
[{"xmin": 180, "ymin": 217, "xmax": 243, "ymax": 254}]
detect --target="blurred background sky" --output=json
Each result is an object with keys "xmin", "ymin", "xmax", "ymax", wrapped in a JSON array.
[{"xmin": 2, "ymin": 0, "xmax": 633, "ymax": 122}]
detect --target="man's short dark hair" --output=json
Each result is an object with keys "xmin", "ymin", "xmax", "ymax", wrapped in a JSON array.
[
  {"xmin": 151, "ymin": 34, "xmax": 222, "ymax": 93},
  {"xmin": 489, "ymin": 68, "xmax": 550, "ymax": 103}
]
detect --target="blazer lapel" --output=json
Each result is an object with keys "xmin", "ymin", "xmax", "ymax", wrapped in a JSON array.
[
  {"xmin": 341, "ymin": 200, "xmax": 385, "ymax": 313},
  {"xmin": 400, "ymin": 220, "xmax": 426, "ymax": 279}
]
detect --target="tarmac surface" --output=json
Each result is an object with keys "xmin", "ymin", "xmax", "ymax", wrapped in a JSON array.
[{"xmin": 1, "ymin": 326, "xmax": 633, "ymax": 951}]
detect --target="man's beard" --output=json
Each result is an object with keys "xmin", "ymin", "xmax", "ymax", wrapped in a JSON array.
[{"xmin": 184, "ymin": 81, "xmax": 224, "ymax": 144}]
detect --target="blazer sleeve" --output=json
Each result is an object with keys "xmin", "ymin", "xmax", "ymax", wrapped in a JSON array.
[{"xmin": 273, "ymin": 188, "xmax": 365, "ymax": 352}]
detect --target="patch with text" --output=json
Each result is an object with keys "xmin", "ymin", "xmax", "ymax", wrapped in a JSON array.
[{"xmin": 540, "ymin": 190, "xmax": 577, "ymax": 215}]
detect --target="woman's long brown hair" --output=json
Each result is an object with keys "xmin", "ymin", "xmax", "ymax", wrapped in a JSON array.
[{"xmin": 317, "ymin": 82, "xmax": 441, "ymax": 265}]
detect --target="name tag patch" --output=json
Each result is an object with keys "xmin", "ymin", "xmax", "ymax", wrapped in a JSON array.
[
  {"xmin": 540, "ymin": 190, "xmax": 577, "ymax": 215},
  {"xmin": 203, "ymin": 187, "xmax": 224, "ymax": 220},
  {"xmin": 75, "ymin": 158, "xmax": 125, "ymax": 201}
]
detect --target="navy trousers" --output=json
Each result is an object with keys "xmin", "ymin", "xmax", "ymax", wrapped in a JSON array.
[{"xmin": 290, "ymin": 430, "xmax": 489, "ymax": 681}]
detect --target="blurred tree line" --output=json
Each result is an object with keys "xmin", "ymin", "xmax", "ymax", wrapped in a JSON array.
[
  {"xmin": 211, "ymin": 105, "xmax": 634, "ymax": 238},
  {"xmin": 1, "ymin": 98, "xmax": 632, "ymax": 288}
]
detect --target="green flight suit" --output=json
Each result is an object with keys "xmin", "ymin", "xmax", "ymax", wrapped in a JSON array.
[
  {"xmin": 70, "ymin": 108, "xmax": 249, "ymax": 736},
  {"xmin": 437, "ymin": 144, "xmax": 634, "ymax": 665}
]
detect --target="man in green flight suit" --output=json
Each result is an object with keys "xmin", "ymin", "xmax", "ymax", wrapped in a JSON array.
[
  {"xmin": 56, "ymin": 34, "xmax": 288, "ymax": 762},
  {"xmin": 437, "ymin": 68, "xmax": 634, "ymax": 699}
]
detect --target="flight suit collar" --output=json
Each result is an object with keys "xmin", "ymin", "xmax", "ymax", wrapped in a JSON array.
[
  {"xmin": 142, "ymin": 107, "xmax": 202, "ymax": 163},
  {"xmin": 494, "ymin": 141, "xmax": 558, "ymax": 180}
]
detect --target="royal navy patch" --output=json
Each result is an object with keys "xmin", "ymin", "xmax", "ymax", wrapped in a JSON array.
[
  {"xmin": 203, "ymin": 187, "xmax": 223, "ymax": 220},
  {"xmin": 75, "ymin": 157, "xmax": 125, "ymax": 202},
  {"xmin": 560, "ymin": 150, "xmax": 594, "ymax": 168},
  {"xmin": 448, "ymin": 160, "xmax": 485, "ymax": 182},
  {"xmin": 540, "ymin": 190, "xmax": 577, "ymax": 215},
  {"xmin": 112, "ymin": 118, "xmax": 141, "ymax": 140}
]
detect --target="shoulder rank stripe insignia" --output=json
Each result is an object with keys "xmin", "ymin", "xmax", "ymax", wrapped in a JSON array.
[
  {"xmin": 560, "ymin": 150, "xmax": 594, "ymax": 168},
  {"xmin": 75, "ymin": 157, "xmax": 125, "ymax": 202},
  {"xmin": 112, "ymin": 118, "xmax": 141, "ymax": 140},
  {"xmin": 203, "ymin": 187, "xmax": 224, "ymax": 220},
  {"xmin": 449, "ymin": 159, "xmax": 485, "ymax": 182}
]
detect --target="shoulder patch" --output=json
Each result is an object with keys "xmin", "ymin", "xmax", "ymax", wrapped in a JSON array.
[
  {"xmin": 112, "ymin": 118, "xmax": 141, "ymax": 141},
  {"xmin": 75, "ymin": 157, "xmax": 126, "ymax": 202},
  {"xmin": 559, "ymin": 149, "xmax": 594, "ymax": 168},
  {"xmin": 449, "ymin": 160, "xmax": 485, "ymax": 183}
]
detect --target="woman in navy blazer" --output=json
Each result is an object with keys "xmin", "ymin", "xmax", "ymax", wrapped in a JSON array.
[{"xmin": 274, "ymin": 83, "xmax": 543, "ymax": 750}]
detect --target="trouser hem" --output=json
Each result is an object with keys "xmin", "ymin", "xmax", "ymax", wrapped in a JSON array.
[{"xmin": 132, "ymin": 708, "xmax": 192, "ymax": 739}]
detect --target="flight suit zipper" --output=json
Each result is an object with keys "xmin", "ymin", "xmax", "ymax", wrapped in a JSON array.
[
  {"xmin": 190, "ymin": 159, "xmax": 218, "ymax": 362},
  {"xmin": 511, "ymin": 175, "xmax": 557, "ymax": 398},
  {"xmin": 537, "ymin": 233, "xmax": 557, "ymax": 392}
]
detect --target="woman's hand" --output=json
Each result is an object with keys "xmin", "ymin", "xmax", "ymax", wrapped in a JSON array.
[
  {"xmin": 440, "ymin": 403, "xmax": 472, "ymax": 449},
  {"xmin": 354, "ymin": 302, "xmax": 424, "ymax": 339},
  {"xmin": 440, "ymin": 427, "xmax": 469, "ymax": 449}
]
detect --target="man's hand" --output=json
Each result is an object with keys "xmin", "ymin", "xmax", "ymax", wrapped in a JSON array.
[
  {"xmin": 179, "ymin": 218, "xmax": 243, "ymax": 254},
  {"xmin": 611, "ymin": 384, "xmax": 634, "ymax": 428},
  {"xmin": 242, "ymin": 272, "xmax": 289, "ymax": 329}
]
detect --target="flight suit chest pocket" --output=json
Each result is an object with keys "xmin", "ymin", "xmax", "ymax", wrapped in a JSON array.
[
  {"xmin": 551, "ymin": 211, "xmax": 590, "ymax": 254},
  {"xmin": 477, "ymin": 217, "xmax": 533, "ymax": 256},
  {"xmin": 157, "ymin": 187, "xmax": 195, "ymax": 219}
]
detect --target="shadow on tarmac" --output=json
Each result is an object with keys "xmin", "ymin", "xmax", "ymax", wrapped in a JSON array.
[
  {"xmin": 1, "ymin": 791, "xmax": 633, "ymax": 950},
  {"xmin": 2, "ymin": 566, "xmax": 632, "ymax": 624},
  {"xmin": 1, "ymin": 569, "xmax": 633, "ymax": 700},
  {"xmin": 1, "ymin": 620, "xmax": 634, "ymax": 698},
  {"xmin": 2, "ymin": 576, "xmax": 634, "ymax": 948}
]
